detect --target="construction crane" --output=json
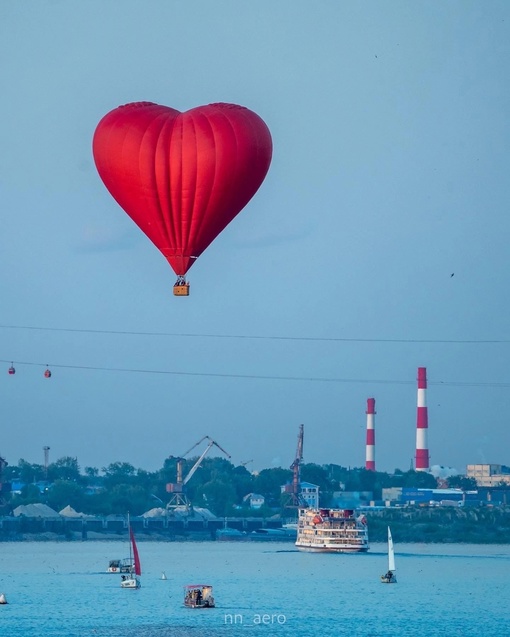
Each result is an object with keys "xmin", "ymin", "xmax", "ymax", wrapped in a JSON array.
[
  {"xmin": 291, "ymin": 424, "xmax": 304, "ymax": 502},
  {"xmin": 283, "ymin": 424, "xmax": 305, "ymax": 508},
  {"xmin": 0, "ymin": 456, "xmax": 10, "ymax": 507},
  {"xmin": 166, "ymin": 436, "xmax": 231, "ymax": 511}
]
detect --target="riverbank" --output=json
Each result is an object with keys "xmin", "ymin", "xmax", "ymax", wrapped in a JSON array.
[
  {"xmin": 1, "ymin": 506, "xmax": 509, "ymax": 543},
  {"xmin": 366, "ymin": 505, "xmax": 510, "ymax": 543}
]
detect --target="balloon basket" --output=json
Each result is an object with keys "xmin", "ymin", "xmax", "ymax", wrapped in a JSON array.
[{"xmin": 173, "ymin": 284, "xmax": 190, "ymax": 296}]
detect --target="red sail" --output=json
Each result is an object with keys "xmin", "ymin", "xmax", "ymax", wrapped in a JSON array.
[{"xmin": 130, "ymin": 528, "xmax": 142, "ymax": 577}]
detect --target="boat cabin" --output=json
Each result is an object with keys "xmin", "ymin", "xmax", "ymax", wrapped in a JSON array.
[
  {"xmin": 184, "ymin": 584, "xmax": 215, "ymax": 608},
  {"xmin": 108, "ymin": 558, "xmax": 134, "ymax": 573}
]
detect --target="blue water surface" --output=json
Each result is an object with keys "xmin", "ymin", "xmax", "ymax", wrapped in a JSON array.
[{"xmin": 0, "ymin": 540, "xmax": 509, "ymax": 636}]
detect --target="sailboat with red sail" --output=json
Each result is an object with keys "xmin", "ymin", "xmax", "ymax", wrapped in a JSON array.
[{"xmin": 121, "ymin": 514, "xmax": 141, "ymax": 589}]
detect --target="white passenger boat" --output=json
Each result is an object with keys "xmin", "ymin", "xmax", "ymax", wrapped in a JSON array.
[{"xmin": 295, "ymin": 507, "xmax": 369, "ymax": 553}]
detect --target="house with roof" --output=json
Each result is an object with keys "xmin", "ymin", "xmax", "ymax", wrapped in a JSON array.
[{"xmin": 243, "ymin": 493, "xmax": 265, "ymax": 509}]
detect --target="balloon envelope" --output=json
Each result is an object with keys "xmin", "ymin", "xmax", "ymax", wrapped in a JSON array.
[{"xmin": 92, "ymin": 102, "xmax": 272, "ymax": 276}]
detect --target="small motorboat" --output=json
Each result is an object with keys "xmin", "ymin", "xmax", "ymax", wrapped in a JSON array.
[
  {"xmin": 107, "ymin": 558, "xmax": 134, "ymax": 574},
  {"xmin": 184, "ymin": 584, "xmax": 215, "ymax": 608}
]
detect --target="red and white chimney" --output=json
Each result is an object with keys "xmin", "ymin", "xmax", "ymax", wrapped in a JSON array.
[
  {"xmin": 365, "ymin": 398, "xmax": 376, "ymax": 471},
  {"xmin": 415, "ymin": 367, "xmax": 430, "ymax": 471}
]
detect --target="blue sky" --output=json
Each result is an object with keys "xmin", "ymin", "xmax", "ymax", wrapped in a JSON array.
[{"xmin": 1, "ymin": 1, "xmax": 509, "ymax": 475}]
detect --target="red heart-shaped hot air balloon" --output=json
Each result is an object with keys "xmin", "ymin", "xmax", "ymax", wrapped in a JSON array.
[{"xmin": 92, "ymin": 102, "xmax": 272, "ymax": 294}]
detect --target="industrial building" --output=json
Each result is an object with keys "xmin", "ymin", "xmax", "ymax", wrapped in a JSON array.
[
  {"xmin": 466, "ymin": 464, "xmax": 510, "ymax": 487},
  {"xmin": 382, "ymin": 486, "xmax": 510, "ymax": 506}
]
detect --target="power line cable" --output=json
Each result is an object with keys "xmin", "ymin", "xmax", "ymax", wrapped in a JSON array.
[
  {"xmin": 0, "ymin": 324, "xmax": 508, "ymax": 344},
  {"xmin": 1, "ymin": 358, "xmax": 509, "ymax": 387}
]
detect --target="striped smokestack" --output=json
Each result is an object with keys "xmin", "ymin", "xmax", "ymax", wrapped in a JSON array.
[
  {"xmin": 415, "ymin": 367, "xmax": 430, "ymax": 471},
  {"xmin": 365, "ymin": 398, "xmax": 376, "ymax": 471}
]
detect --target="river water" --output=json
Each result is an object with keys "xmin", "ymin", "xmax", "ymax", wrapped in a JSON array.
[{"xmin": 0, "ymin": 539, "xmax": 509, "ymax": 636}]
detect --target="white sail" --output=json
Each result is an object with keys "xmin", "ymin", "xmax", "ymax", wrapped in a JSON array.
[{"xmin": 387, "ymin": 526, "xmax": 396, "ymax": 572}]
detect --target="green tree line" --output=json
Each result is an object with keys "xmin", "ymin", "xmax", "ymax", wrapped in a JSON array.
[{"xmin": 0, "ymin": 455, "xmax": 476, "ymax": 518}]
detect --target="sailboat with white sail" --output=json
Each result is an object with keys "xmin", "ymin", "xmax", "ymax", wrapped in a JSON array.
[
  {"xmin": 120, "ymin": 514, "xmax": 141, "ymax": 589},
  {"xmin": 380, "ymin": 526, "xmax": 397, "ymax": 583}
]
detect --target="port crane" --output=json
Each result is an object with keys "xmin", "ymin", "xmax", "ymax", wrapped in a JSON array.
[
  {"xmin": 282, "ymin": 424, "xmax": 306, "ymax": 508},
  {"xmin": 0, "ymin": 455, "xmax": 8, "ymax": 506},
  {"xmin": 166, "ymin": 436, "xmax": 231, "ymax": 511}
]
